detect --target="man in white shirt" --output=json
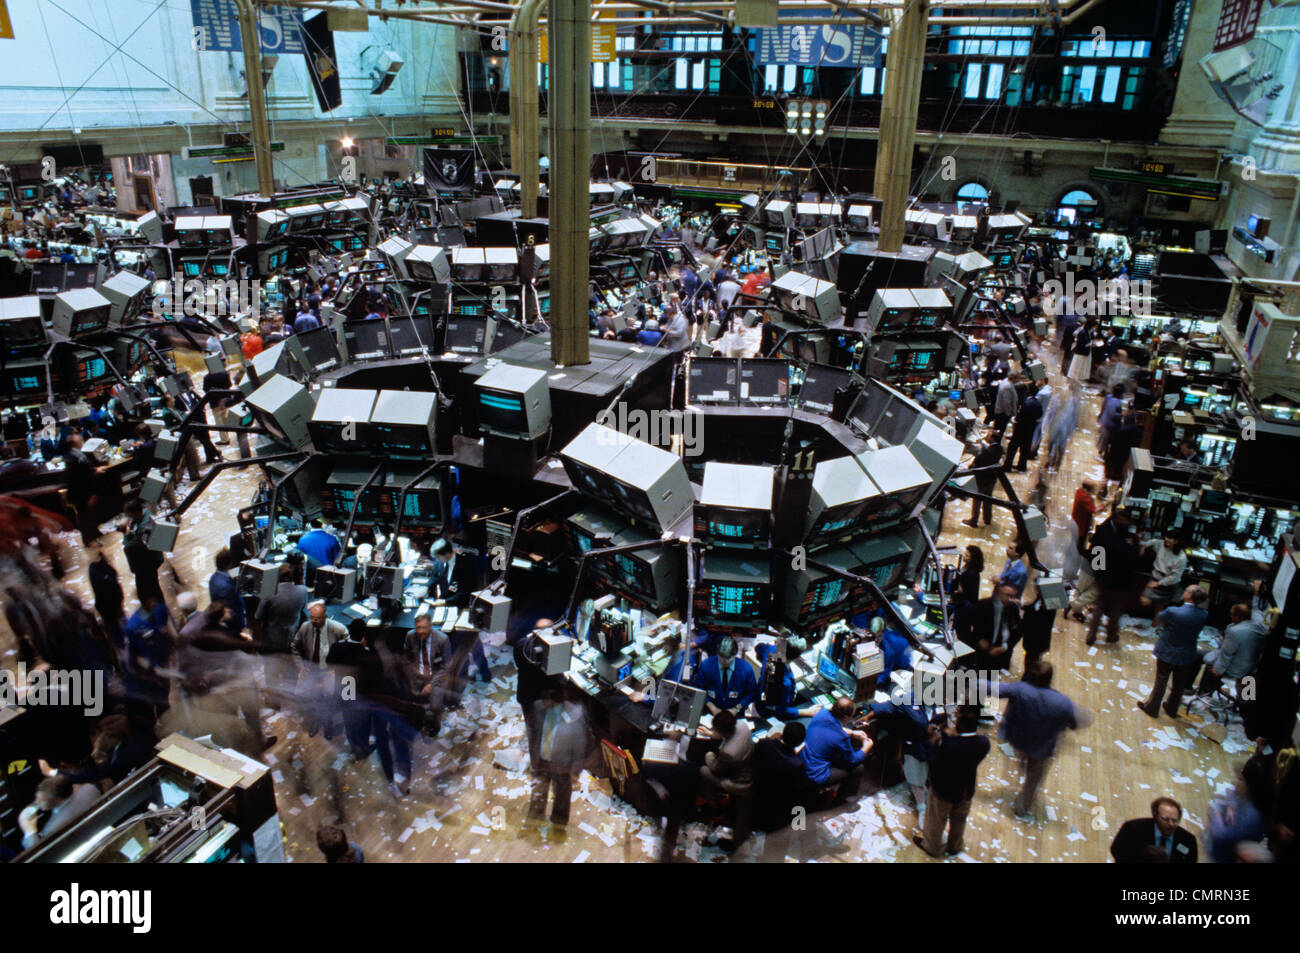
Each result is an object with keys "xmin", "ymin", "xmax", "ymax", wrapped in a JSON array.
[{"xmin": 1138, "ymin": 534, "xmax": 1188, "ymax": 618}]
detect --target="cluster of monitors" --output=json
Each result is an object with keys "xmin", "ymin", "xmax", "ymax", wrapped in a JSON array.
[
  {"xmin": 342, "ymin": 314, "xmax": 525, "ymax": 361},
  {"xmin": 180, "ymin": 259, "xmax": 235, "ymax": 279},
  {"xmin": 1, "ymin": 345, "xmax": 139, "ymax": 396},
  {"xmin": 565, "ymin": 504, "xmax": 681, "ymax": 612},
  {"xmin": 688, "ymin": 358, "xmax": 855, "ymax": 413},
  {"xmin": 29, "ymin": 262, "xmax": 101, "ymax": 295},
  {"xmin": 322, "ymin": 464, "xmax": 445, "ymax": 525}
]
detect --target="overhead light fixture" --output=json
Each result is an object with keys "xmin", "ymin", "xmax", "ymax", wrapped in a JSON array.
[{"xmin": 340, "ymin": 136, "xmax": 354, "ymax": 149}]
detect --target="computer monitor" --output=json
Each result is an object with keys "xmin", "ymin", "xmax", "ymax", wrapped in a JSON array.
[
  {"xmin": 51, "ymin": 288, "xmax": 112, "ymax": 337},
  {"xmin": 66, "ymin": 349, "xmax": 113, "ymax": 385},
  {"xmin": 688, "ymin": 357, "xmax": 740, "ymax": 405},
  {"xmin": 474, "ymin": 364, "xmax": 550, "ymax": 439},
  {"xmin": 443, "ymin": 316, "xmax": 493, "ymax": 356},
  {"xmin": 697, "ymin": 550, "xmax": 771, "ymax": 622},
  {"xmin": 386, "ymin": 315, "xmax": 436, "ymax": 356},
  {"xmin": 295, "ymin": 324, "xmax": 340, "ymax": 372},
  {"xmin": 309, "ymin": 387, "xmax": 378, "ymax": 452},
  {"xmin": 737, "ymin": 358, "xmax": 790, "ymax": 405},
  {"xmin": 798, "ymin": 364, "xmax": 853, "ymax": 415},
  {"xmin": 698, "ymin": 462, "xmax": 774, "ymax": 546},
  {"xmin": 651, "ymin": 680, "xmax": 706, "ymax": 732},
  {"xmin": 0, "ymin": 296, "xmax": 46, "ymax": 348},
  {"xmin": 344, "ymin": 320, "xmax": 392, "ymax": 362},
  {"xmin": 370, "ymin": 390, "xmax": 438, "ymax": 456},
  {"xmin": 3, "ymin": 359, "xmax": 49, "ymax": 397}
]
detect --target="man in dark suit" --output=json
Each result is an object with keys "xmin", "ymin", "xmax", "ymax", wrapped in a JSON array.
[
  {"xmin": 962, "ymin": 437, "xmax": 1004, "ymax": 528},
  {"xmin": 403, "ymin": 612, "xmax": 450, "ymax": 735},
  {"xmin": 915, "ymin": 705, "xmax": 990, "ymax": 857},
  {"xmin": 1005, "ymin": 391, "xmax": 1043, "ymax": 472},
  {"xmin": 430, "ymin": 538, "xmax": 490, "ymax": 684},
  {"xmin": 970, "ymin": 584, "xmax": 1022, "ymax": 671},
  {"xmin": 1110, "ymin": 796, "xmax": 1198, "ymax": 863}
]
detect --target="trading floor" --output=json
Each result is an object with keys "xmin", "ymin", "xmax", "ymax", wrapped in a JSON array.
[{"xmin": 1, "ymin": 340, "xmax": 1249, "ymax": 864}]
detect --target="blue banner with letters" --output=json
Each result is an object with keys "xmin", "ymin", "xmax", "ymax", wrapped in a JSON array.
[
  {"xmin": 189, "ymin": 0, "xmax": 305, "ymax": 54},
  {"xmin": 754, "ymin": 24, "xmax": 883, "ymax": 67}
]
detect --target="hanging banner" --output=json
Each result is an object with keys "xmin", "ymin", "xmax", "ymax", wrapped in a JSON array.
[
  {"xmin": 189, "ymin": 0, "xmax": 305, "ymax": 54},
  {"xmin": 754, "ymin": 23, "xmax": 882, "ymax": 67},
  {"xmin": 301, "ymin": 11, "xmax": 342, "ymax": 112}
]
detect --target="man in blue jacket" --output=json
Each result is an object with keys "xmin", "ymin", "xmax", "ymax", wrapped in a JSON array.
[
  {"xmin": 694, "ymin": 636, "xmax": 757, "ymax": 716},
  {"xmin": 984, "ymin": 660, "xmax": 1090, "ymax": 821},
  {"xmin": 801, "ymin": 698, "xmax": 871, "ymax": 799},
  {"xmin": 1138, "ymin": 585, "xmax": 1209, "ymax": 718},
  {"xmin": 208, "ymin": 547, "xmax": 246, "ymax": 635},
  {"xmin": 870, "ymin": 616, "xmax": 914, "ymax": 688}
]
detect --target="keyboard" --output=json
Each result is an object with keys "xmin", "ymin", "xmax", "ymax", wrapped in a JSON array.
[{"xmin": 642, "ymin": 737, "xmax": 679, "ymax": 764}]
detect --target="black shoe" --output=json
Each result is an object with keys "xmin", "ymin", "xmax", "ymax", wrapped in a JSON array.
[
  {"xmin": 261, "ymin": 735, "xmax": 279, "ymax": 751},
  {"xmin": 1136, "ymin": 703, "xmax": 1158, "ymax": 719},
  {"xmin": 1085, "ymin": 634, "xmax": 1096, "ymax": 646},
  {"xmin": 912, "ymin": 835, "xmax": 942, "ymax": 858},
  {"xmin": 945, "ymin": 846, "xmax": 962, "ymax": 856},
  {"xmin": 961, "ymin": 519, "xmax": 979, "ymax": 528}
]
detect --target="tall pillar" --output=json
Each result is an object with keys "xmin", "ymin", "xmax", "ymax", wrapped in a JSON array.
[
  {"xmin": 873, "ymin": 0, "xmax": 929, "ymax": 253},
  {"xmin": 549, "ymin": 0, "xmax": 591, "ymax": 366},
  {"xmin": 233, "ymin": 0, "xmax": 275, "ymax": 196},
  {"xmin": 1160, "ymin": 0, "xmax": 1242, "ymax": 149},
  {"xmin": 509, "ymin": 0, "xmax": 544, "ymax": 219}
]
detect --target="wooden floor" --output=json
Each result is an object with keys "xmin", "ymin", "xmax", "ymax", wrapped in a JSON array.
[{"xmin": 1, "ymin": 341, "xmax": 1251, "ymax": 863}]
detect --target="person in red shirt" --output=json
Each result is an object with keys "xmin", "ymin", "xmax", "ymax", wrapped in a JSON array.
[
  {"xmin": 741, "ymin": 268, "xmax": 764, "ymax": 298},
  {"xmin": 1067, "ymin": 480, "xmax": 1097, "ymax": 589},
  {"xmin": 240, "ymin": 330, "xmax": 264, "ymax": 361},
  {"xmin": 23, "ymin": 244, "xmax": 46, "ymax": 260}
]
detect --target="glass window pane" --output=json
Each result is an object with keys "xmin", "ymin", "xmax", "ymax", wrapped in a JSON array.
[
  {"xmin": 957, "ymin": 182, "xmax": 989, "ymax": 200},
  {"xmin": 1014, "ymin": 40, "xmax": 1030, "ymax": 56},
  {"xmin": 685, "ymin": 36, "xmax": 696, "ymax": 52},
  {"xmin": 985, "ymin": 63, "xmax": 1004, "ymax": 99},
  {"xmin": 782, "ymin": 64, "xmax": 797, "ymax": 92},
  {"xmin": 1100, "ymin": 65, "xmax": 1121, "ymax": 103},
  {"xmin": 608, "ymin": 60, "xmax": 620, "ymax": 86},
  {"xmin": 965, "ymin": 63, "xmax": 983, "ymax": 99},
  {"xmin": 1113, "ymin": 40, "xmax": 1132, "ymax": 58},
  {"xmin": 711, "ymin": 36, "xmax": 722, "ymax": 51},
  {"xmin": 980, "ymin": 40, "xmax": 996, "ymax": 55},
  {"xmin": 1078, "ymin": 64, "xmax": 1097, "ymax": 102},
  {"xmin": 861, "ymin": 66, "xmax": 875, "ymax": 95},
  {"xmin": 765, "ymin": 65, "xmax": 777, "ymax": 92},
  {"xmin": 948, "ymin": 40, "xmax": 962, "ymax": 54},
  {"xmin": 692, "ymin": 59, "xmax": 705, "ymax": 89},
  {"xmin": 593, "ymin": 62, "xmax": 604, "ymax": 87},
  {"xmin": 675, "ymin": 57, "xmax": 689, "ymax": 88},
  {"xmin": 1062, "ymin": 41, "xmax": 1076, "ymax": 56},
  {"xmin": 997, "ymin": 41, "xmax": 1013, "ymax": 57},
  {"xmin": 1134, "ymin": 41, "xmax": 1150, "ymax": 57}
]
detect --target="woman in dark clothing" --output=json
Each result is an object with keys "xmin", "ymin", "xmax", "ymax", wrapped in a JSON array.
[
  {"xmin": 956, "ymin": 545, "xmax": 984, "ymax": 605},
  {"xmin": 88, "ymin": 546, "xmax": 125, "ymax": 641}
]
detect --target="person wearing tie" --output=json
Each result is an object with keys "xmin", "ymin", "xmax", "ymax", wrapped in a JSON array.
[
  {"xmin": 526, "ymin": 680, "xmax": 594, "ymax": 830},
  {"xmin": 431, "ymin": 538, "xmax": 492, "ymax": 685},
  {"xmin": 403, "ymin": 612, "xmax": 450, "ymax": 736},
  {"xmin": 292, "ymin": 602, "xmax": 349, "ymax": 738},
  {"xmin": 1110, "ymin": 797, "xmax": 1199, "ymax": 863},
  {"xmin": 695, "ymin": 636, "xmax": 758, "ymax": 717},
  {"xmin": 970, "ymin": 584, "xmax": 1023, "ymax": 672}
]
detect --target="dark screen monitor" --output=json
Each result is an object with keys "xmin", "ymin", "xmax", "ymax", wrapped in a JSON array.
[
  {"xmin": 444, "ymin": 316, "xmax": 492, "ymax": 356},
  {"xmin": 29, "ymin": 263, "xmax": 66, "ymax": 293},
  {"xmin": 738, "ymin": 358, "xmax": 790, "ymax": 405},
  {"xmin": 296, "ymin": 325, "xmax": 340, "ymax": 371},
  {"xmin": 387, "ymin": 316, "xmax": 435, "ymax": 356},
  {"xmin": 1200, "ymin": 489, "xmax": 1231, "ymax": 515},
  {"xmin": 689, "ymin": 357, "xmax": 740, "ymax": 405},
  {"xmin": 345, "ymin": 320, "xmax": 391, "ymax": 361},
  {"xmin": 799, "ymin": 364, "xmax": 853, "ymax": 414},
  {"xmin": 697, "ymin": 551, "xmax": 771, "ymax": 622}
]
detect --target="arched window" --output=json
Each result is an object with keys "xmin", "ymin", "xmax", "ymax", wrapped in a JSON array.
[
  {"xmin": 1054, "ymin": 188, "xmax": 1099, "ymax": 225},
  {"xmin": 956, "ymin": 181, "xmax": 989, "ymax": 202}
]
